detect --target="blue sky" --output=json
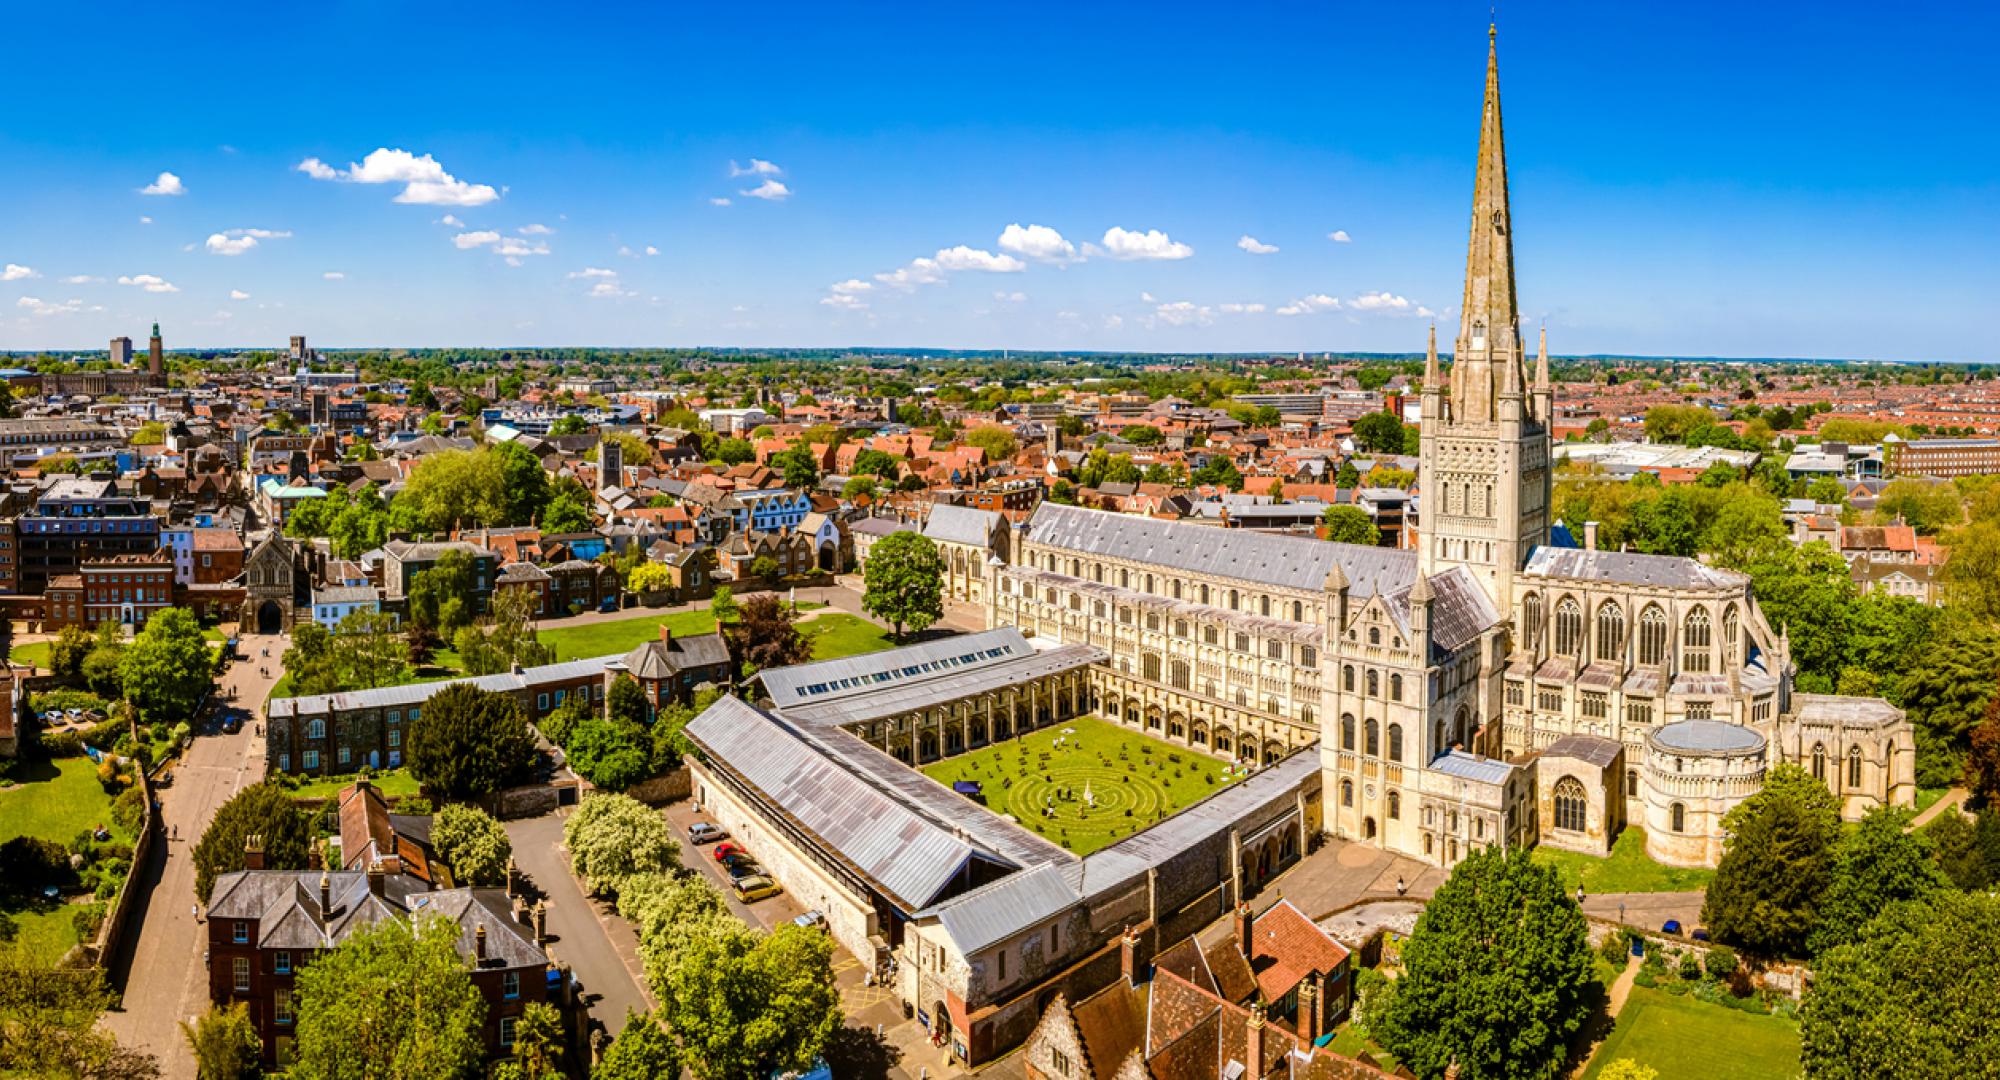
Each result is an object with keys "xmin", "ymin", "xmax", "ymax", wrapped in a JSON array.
[{"xmin": 2, "ymin": 1, "xmax": 1995, "ymax": 360}]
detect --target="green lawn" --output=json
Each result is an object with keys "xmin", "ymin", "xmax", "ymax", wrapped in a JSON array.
[
  {"xmin": 1533, "ymin": 827, "xmax": 1715, "ymax": 895},
  {"xmin": 0, "ymin": 757, "xmax": 131, "ymax": 846},
  {"xmin": 1914, "ymin": 787, "xmax": 1950, "ymax": 815},
  {"xmin": 798, "ymin": 613, "xmax": 898, "ymax": 660},
  {"xmin": 1581, "ymin": 985, "xmax": 1800, "ymax": 1080},
  {"xmin": 6, "ymin": 903, "xmax": 84, "ymax": 963},
  {"xmin": 920, "ymin": 716, "xmax": 1242, "ymax": 855},
  {"xmin": 537, "ymin": 608, "xmax": 723, "ymax": 661},
  {"xmin": 286, "ymin": 768, "xmax": 424, "ymax": 802},
  {"xmin": 9, "ymin": 641, "xmax": 51, "ymax": 670},
  {"xmin": 1326, "ymin": 1026, "xmax": 1401, "ymax": 1073}
]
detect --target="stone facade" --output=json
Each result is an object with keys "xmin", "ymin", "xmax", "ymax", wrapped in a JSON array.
[{"xmin": 1534, "ymin": 735, "xmax": 1625, "ymax": 856}]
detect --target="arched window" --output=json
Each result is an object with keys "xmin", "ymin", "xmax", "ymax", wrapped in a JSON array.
[
  {"xmin": 1200, "ymin": 584, "xmax": 1210, "ymax": 604},
  {"xmin": 1848, "ymin": 746, "xmax": 1863, "ymax": 789},
  {"xmin": 1343, "ymin": 666, "xmax": 1355, "ymax": 692},
  {"xmin": 1365, "ymin": 719, "xmax": 1380, "ymax": 757},
  {"xmin": 1340, "ymin": 779, "xmax": 1353, "ymax": 807},
  {"xmin": 1684, "ymin": 608, "xmax": 1712, "ymax": 672},
  {"xmin": 1388, "ymin": 791, "xmax": 1402, "ymax": 820},
  {"xmin": 1369, "ymin": 626, "xmax": 1381, "ymax": 645},
  {"xmin": 1142, "ymin": 653, "xmax": 1162, "ymax": 681},
  {"xmin": 1341, "ymin": 714, "xmax": 1356, "ymax": 751},
  {"xmin": 306, "ymin": 718, "xmax": 325, "ymax": 740},
  {"xmin": 1172, "ymin": 579, "xmax": 1183, "ymax": 599},
  {"xmin": 1553, "ymin": 777, "xmax": 1588, "ymax": 833},
  {"xmin": 1638, "ymin": 605, "xmax": 1668, "ymax": 666},
  {"xmin": 1144, "ymin": 574, "xmax": 1155, "ymax": 594},
  {"xmin": 1596, "ymin": 602, "xmax": 1625, "ymax": 662},
  {"xmin": 1301, "ymin": 705, "xmax": 1316, "ymax": 726},
  {"xmin": 1292, "ymin": 601, "xmax": 1304, "ymax": 621},
  {"xmin": 1228, "ymin": 590, "xmax": 1239, "ymax": 610},
  {"xmin": 1625, "ymin": 769, "xmax": 1639, "ymax": 798},
  {"xmin": 1722, "ymin": 604, "xmax": 1740, "ymax": 666},
  {"xmin": 1811, "ymin": 743, "xmax": 1827, "ymax": 781},
  {"xmin": 1366, "ymin": 670, "xmax": 1380, "ymax": 697},
  {"xmin": 1523, "ymin": 592, "xmax": 1543, "ymax": 651},
  {"xmin": 1390, "ymin": 674, "xmax": 1403, "ymax": 701},
  {"xmin": 1670, "ymin": 802, "xmax": 1686, "ymax": 833},
  {"xmin": 1387, "ymin": 724, "xmax": 1403, "ymax": 762},
  {"xmin": 1555, "ymin": 596, "xmax": 1583, "ymax": 656}
]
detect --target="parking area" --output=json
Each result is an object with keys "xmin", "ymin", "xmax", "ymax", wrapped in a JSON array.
[{"xmin": 663, "ymin": 801, "xmax": 812, "ymax": 931}]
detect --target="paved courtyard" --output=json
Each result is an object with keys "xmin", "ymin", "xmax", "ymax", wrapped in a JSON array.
[{"xmin": 503, "ymin": 811, "xmax": 652, "ymax": 1041}]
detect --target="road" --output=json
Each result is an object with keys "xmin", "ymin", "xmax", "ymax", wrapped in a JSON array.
[
  {"xmin": 103, "ymin": 630, "xmax": 286, "ymax": 1078},
  {"xmin": 504, "ymin": 812, "xmax": 653, "ymax": 1042}
]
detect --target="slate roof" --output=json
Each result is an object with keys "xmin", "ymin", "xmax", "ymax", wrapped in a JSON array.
[
  {"xmin": 1523, "ymin": 545, "xmax": 1748, "ymax": 590},
  {"xmin": 619, "ymin": 631, "xmax": 729, "ymax": 680},
  {"xmin": 1792, "ymin": 693, "xmax": 1904, "ymax": 729},
  {"xmin": 923, "ymin": 503, "xmax": 1003, "ymax": 547},
  {"xmin": 269, "ymin": 654, "xmax": 619, "ymax": 718},
  {"xmin": 1650, "ymin": 719, "xmax": 1765, "ymax": 756},
  {"xmin": 1541, "ymin": 734, "xmax": 1624, "ymax": 768},
  {"xmin": 758, "ymin": 627, "xmax": 1038, "ymax": 712},
  {"xmin": 1427, "ymin": 749, "xmax": 1516, "ymax": 787},
  {"xmin": 206, "ymin": 871, "xmax": 544, "ymax": 969}
]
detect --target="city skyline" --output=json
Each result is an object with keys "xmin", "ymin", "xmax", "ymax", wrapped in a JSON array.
[{"xmin": 1, "ymin": 1, "xmax": 1994, "ymax": 361}]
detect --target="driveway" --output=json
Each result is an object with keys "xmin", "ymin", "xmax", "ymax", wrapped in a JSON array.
[
  {"xmin": 103, "ymin": 630, "xmax": 286, "ymax": 1078},
  {"xmin": 504, "ymin": 811, "xmax": 652, "ymax": 1040}
]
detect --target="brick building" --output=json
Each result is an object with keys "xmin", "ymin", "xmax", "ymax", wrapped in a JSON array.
[{"xmin": 43, "ymin": 553, "xmax": 175, "ymax": 630}]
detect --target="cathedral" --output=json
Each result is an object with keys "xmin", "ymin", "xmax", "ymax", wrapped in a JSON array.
[{"xmin": 990, "ymin": 27, "xmax": 1915, "ymax": 869}]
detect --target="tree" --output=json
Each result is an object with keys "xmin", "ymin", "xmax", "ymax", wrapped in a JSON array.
[
  {"xmin": 1375, "ymin": 847, "xmax": 1592, "ymax": 1080},
  {"xmin": 541, "ymin": 476, "xmax": 596, "ymax": 533},
  {"xmin": 770, "ymin": 446, "xmax": 819, "ymax": 490},
  {"xmin": 405, "ymin": 683, "xmax": 539, "ymax": 802},
  {"xmin": 1321, "ymin": 505, "xmax": 1379, "ymax": 546},
  {"xmin": 1899, "ymin": 620, "xmax": 2000, "ymax": 787},
  {"xmin": 290, "ymin": 914, "xmax": 486, "ymax": 1080},
  {"xmin": 1642, "ymin": 404, "xmax": 1711, "ymax": 443},
  {"xmin": 180, "ymin": 1001, "xmax": 259, "ymax": 1080},
  {"xmin": 727, "ymin": 594, "xmax": 813, "ymax": 674},
  {"xmin": 390, "ymin": 448, "xmax": 506, "ymax": 534},
  {"xmin": 563, "ymin": 793, "xmax": 678, "ymax": 897},
  {"xmin": 628, "ymin": 561, "xmax": 673, "ymax": 594},
  {"xmin": 616, "ymin": 871, "xmax": 724, "ymax": 940},
  {"xmin": 850, "ymin": 449, "xmax": 900, "ymax": 478},
  {"xmin": 567, "ymin": 718, "xmax": 653, "ymax": 791},
  {"xmin": 1810, "ymin": 806, "xmax": 1949, "ymax": 955},
  {"xmin": 592, "ymin": 1010, "xmax": 681, "ymax": 1080},
  {"xmin": 841, "ymin": 475, "xmax": 878, "ymax": 501},
  {"xmin": 499, "ymin": 1003, "xmax": 563, "ymax": 1080},
  {"xmin": 194, "ymin": 782, "xmax": 313, "ymax": 903},
  {"xmin": 714, "ymin": 437, "xmax": 755, "ymax": 465},
  {"xmin": 47, "ymin": 625, "xmax": 93, "ymax": 680},
  {"xmin": 548, "ymin": 414, "xmax": 591, "ymax": 437},
  {"xmin": 0, "ymin": 953, "xmax": 160, "ymax": 1079},
  {"xmin": 1351, "ymin": 412, "xmax": 1406, "ymax": 455},
  {"xmin": 1925, "ymin": 807, "xmax": 1992, "ymax": 891},
  {"xmin": 1120, "ymin": 424, "xmax": 1162, "ymax": 447},
  {"xmin": 608, "ymin": 674, "xmax": 650, "ymax": 726},
  {"xmin": 430, "ymin": 804, "xmax": 512, "ymax": 887},
  {"xmin": 1872, "ymin": 478, "xmax": 1962, "ymax": 535},
  {"xmin": 709, "ymin": 586, "xmax": 737, "ymax": 624},
  {"xmin": 1190, "ymin": 455, "xmax": 1243, "ymax": 491},
  {"xmin": 1800, "ymin": 892, "xmax": 2000, "ymax": 1079},
  {"xmin": 749, "ymin": 554, "xmax": 780, "ymax": 583},
  {"xmin": 645, "ymin": 917, "xmax": 841, "ymax": 1080},
  {"xmin": 962, "ymin": 426, "xmax": 1019, "ymax": 460},
  {"xmin": 1702, "ymin": 763, "xmax": 1841, "ymax": 958},
  {"xmin": 1969, "ymin": 697, "xmax": 2000, "ymax": 809},
  {"xmin": 861, "ymin": 530, "xmax": 944, "ymax": 641},
  {"xmin": 407, "ymin": 549, "xmax": 478, "ymax": 636},
  {"xmin": 1733, "ymin": 539, "xmax": 1854, "ymax": 687}
]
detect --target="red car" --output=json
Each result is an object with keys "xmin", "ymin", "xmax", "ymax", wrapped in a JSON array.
[{"xmin": 712, "ymin": 841, "xmax": 745, "ymax": 863}]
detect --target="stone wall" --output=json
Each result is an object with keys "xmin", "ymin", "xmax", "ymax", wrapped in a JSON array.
[
  {"xmin": 623, "ymin": 766, "xmax": 692, "ymax": 806},
  {"xmin": 82, "ymin": 761, "xmax": 155, "ymax": 970}
]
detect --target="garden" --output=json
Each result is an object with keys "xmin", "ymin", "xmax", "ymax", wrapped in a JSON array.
[
  {"xmin": 920, "ymin": 715, "xmax": 1243, "ymax": 854},
  {"xmin": 0, "ymin": 753, "xmax": 144, "ymax": 962},
  {"xmin": 1532, "ymin": 827, "xmax": 1716, "ymax": 894}
]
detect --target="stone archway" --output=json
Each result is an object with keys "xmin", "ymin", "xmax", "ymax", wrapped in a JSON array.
[
  {"xmin": 257, "ymin": 600, "xmax": 283, "ymax": 634},
  {"xmin": 818, "ymin": 542, "xmax": 837, "ymax": 572}
]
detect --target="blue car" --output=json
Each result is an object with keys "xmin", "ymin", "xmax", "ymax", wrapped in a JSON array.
[{"xmin": 1662, "ymin": 919, "xmax": 1683, "ymax": 935}]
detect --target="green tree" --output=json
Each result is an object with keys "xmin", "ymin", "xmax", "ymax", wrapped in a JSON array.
[
  {"xmin": 1321, "ymin": 505, "xmax": 1379, "ymax": 546},
  {"xmin": 0, "ymin": 954, "xmax": 160, "ymax": 1078},
  {"xmin": 499, "ymin": 1003, "xmax": 563, "ymax": 1080},
  {"xmin": 1800, "ymin": 892, "xmax": 2000, "ymax": 1079},
  {"xmin": 407, "ymin": 549, "xmax": 479, "ymax": 636},
  {"xmin": 714, "ymin": 437, "xmax": 755, "ymax": 465},
  {"xmin": 1924, "ymin": 808, "xmax": 1991, "ymax": 891},
  {"xmin": 47, "ymin": 624, "xmax": 93, "ymax": 681},
  {"xmin": 193, "ymin": 782, "xmax": 313, "ymax": 903},
  {"xmin": 861, "ymin": 530, "xmax": 944, "ymax": 641},
  {"xmin": 115, "ymin": 608, "xmax": 210, "ymax": 722},
  {"xmin": 1190, "ymin": 455, "xmax": 1243, "ymax": 491},
  {"xmin": 1806, "ymin": 475, "xmax": 1848, "ymax": 504},
  {"xmin": 1351, "ymin": 412, "xmax": 1406, "ymax": 455},
  {"xmin": 608, "ymin": 674, "xmax": 650, "ymax": 726},
  {"xmin": 1120, "ymin": 424, "xmax": 1162, "ymax": 447},
  {"xmin": 1873, "ymin": 478, "xmax": 1963, "ymax": 535},
  {"xmin": 850, "ymin": 449, "xmax": 900, "ymax": 478},
  {"xmin": 290, "ymin": 915, "xmax": 487, "ymax": 1080},
  {"xmin": 564, "ymin": 793, "xmax": 678, "ymax": 897},
  {"xmin": 541, "ymin": 476, "xmax": 596, "ymax": 533},
  {"xmin": 749, "ymin": 554, "xmax": 780, "ymax": 583},
  {"xmin": 1811, "ymin": 806, "xmax": 1949, "ymax": 954},
  {"xmin": 1941, "ymin": 519, "xmax": 2000, "ymax": 622},
  {"xmin": 841, "ymin": 475, "xmax": 878, "ymax": 501},
  {"xmin": 430, "ymin": 803, "xmax": 513, "ymax": 887},
  {"xmin": 1735, "ymin": 540, "xmax": 1854, "ymax": 687},
  {"xmin": 592, "ymin": 1010, "xmax": 681, "ymax": 1080},
  {"xmin": 1898, "ymin": 620, "xmax": 2000, "ymax": 787},
  {"xmin": 180, "ymin": 1001, "xmax": 259, "ymax": 1080},
  {"xmin": 1333, "ymin": 460, "xmax": 1361, "ymax": 488},
  {"xmin": 645, "ymin": 918, "xmax": 841, "ymax": 1080},
  {"xmin": 770, "ymin": 446, "xmax": 819, "ymax": 489},
  {"xmin": 616, "ymin": 871, "xmax": 724, "ymax": 941},
  {"xmin": 1642, "ymin": 403, "xmax": 1711, "ymax": 443},
  {"xmin": 405, "ymin": 682, "xmax": 539, "ymax": 802},
  {"xmin": 709, "ymin": 586, "xmax": 738, "ymax": 624},
  {"xmin": 1699, "ymin": 490, "xmax": 1787, "ymax": 566},
  {"xmin": 1376, "ymin": 847, "xmax": 1592, "ymax": 1080},
  {"xmin": 567, "ymin": 718, "xmax": 653, "ymax": 791},
  {"xmin": 963, "ymin": 426, "xmax": 1019, "ymax": 459},
  {"xmin": 1969, "ymin": 696, "xmax": 2000, "ymax": 809},
  {"xmin": 1702, "ymin": 763, "xmax": 1841, "ymax": 958}
]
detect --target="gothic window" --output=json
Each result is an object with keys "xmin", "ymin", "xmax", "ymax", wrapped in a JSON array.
[
  {"xmin": 1388, "ymin": 724, "xmax": 1404, "ymax": 762},
  {"xmin": 1596, "ymin": 602, "xmax": 1625, "ymax": 662},
  {"xmin": 1228, "ymin": 590, "xmax": 1239, "ymax": 610},
  {"xmin": 1670, "ymin": 802, "xmax": 1686, "ymax": 833},
  {"xmin": 1848, "ymin": 746, "xmax": 1863, "ymax": 789},
  {"xmin": 306, "ymin": 719, "xmax": 325, "ymax": 740},
  {"xmin": 1169, "ymin": 660, "xmax": 1190, "ymax": 690},
  {"xmin": 1301, "ymin": 705, "xmax": 1315, "ymax": 725},
  {"xmin": 1340, "ymin": 779, "xmax": 1353, "ymax": 807},
  {"xmin": 1366, "ymin": 670, "xmax": 1380, "ymax": 697},
  {"xmin": 1292, "ymin": 601, "xmax": 1304, "ymax": 621},
  {"xmin": 1342, "ymin": 665, "xmax": 1355, "ymax": 692},
  {"xmin": 1365, "ymin": 719, "xmax": 1380, "ymax": 757},
  {"xmin": 1200, "ymin": 584, "xmax": 1210, "ymax": 604},
  {"xmin": 1522, "ymin": 592, "xmax": 1543, "ymax": 651},
  {"xmin": 1638, "ymin": 605, "xmax": 1668, "ymax": 666},
  {"xmin": 1554, "ymin": 777, "xmax": 1588, "ymax": 833},
  {"xmin": 1722, "ymin": 605, "xmax": 1740, "ymax": 666},
  {"xmin": 1120, "ymin": 569, "xmax": 1129, "ymax": 587},
  {"xmin": 1341, "ymin": 714, "xmax": 1356, "ymax": 751},
  {"xmin": 1554, "ymin": 597, "xmax": 1583, "ymax": 657},
  {"xmin": 1388, "ymin": 791, "xmax": 1401, "ymax": 820},
  {"xmin": 1369, "ymin": 627, "xmax": 1381, "ymax": 645},
  {"xmin": 1390, "ymin": 674, "xmax": 1403, "ymax": 701},
  {"xmin": 1301, "ymin": 646, "xmax": 1317, "ymax": 667},
  {"xmin": 1811, "ymin": 743, "xmax": 1826, "ymax": 781},
  {"xmin": 1172, "ymin": 580, "xmax": 1183, "ymax": 599},
  {"xmin": 1261, "ymin": 596, "xmax": 1271, "ymax": 617},
  {"xmin": 1142, "ymin": 653, "xmax": 1162, "ymax": 681},
  {"xmin": 1625, "ymin": 768, "xmax": 1639, "ymax": 798},
  {"xmin": 1684, "ymin": 608, "xmax": 1712, "ymax": 672},
  {"xmin": 1145, "ymin": 574, "xmax": 1155, "ymax": 593}
]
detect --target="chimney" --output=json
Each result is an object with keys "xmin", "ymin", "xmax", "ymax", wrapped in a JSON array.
[
  {"xmin": 1119, "ymin": 925, "xmax": 1143, "ymax": 987},
  {"xmin": 355, "ymin": 775, "xmax": 371, "ymax": 793},
  {"xmin": 505, "ymin": 856, "xmax": 518, "ymax": 899},
  {"xmin": 659, "ymin": 623, "xmax": 672, "ymax": 646},
  {"xmin": 1234, "ymin": 902, "xmax": 1254, "ymax": 958},
  {"xmin": 475, "ymin": 923, "xmax": 488, "ymax": 961},
  {"xmin": 243, "ymin": 833, "xmax": 266, "ymax": 871},
  {"xmin": 1245, "ymin": 1001, "xmax": 1265, "ymax": 1079},
  {"xmin": 1300, "ymin": 976, "xmax": 1322, "ymax": 1044},
  {"xmin": 533, "ymin": 900, "xmax": 548, "ymax": 945},
  {"xmin": 366, "ymin": 861, "xmax": 386, "ymax": 898},
  {"xmin": 318, "ymin": 871, "xmax": 332, "ymax": 919},
  {"xmin": 1584, "ymin": 520, "xmax": 1599, "ymax": 552}
]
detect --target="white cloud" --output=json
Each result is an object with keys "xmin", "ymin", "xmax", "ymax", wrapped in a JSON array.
[
  {"xmin": 1152, "ymin": 301, "xmax": 1213, "ymax": 327},
  {"xmin": 729, "ymin": 159, "xmax": 783, "ymax": 177},
  {"xmin": 819, "ymin": 293, "xmax": 867, "ymax": 311},
  {"xmin": 492, "ymin": 237, "xmax": 548, "ymax": 265},
  {"xmin": 1276, "ymin": 294, "xmax": 1342, "ymax": 316},
  {"xmin": 1236, "ymin": 235, "xmax": 1279, "ymax": 255},
  {"xmin": 230, "ymin": 289, "xmax": 251, "ymax": 300},
  {"xmin": 644, "ymin": 245, "xmax": 659, "ymax": 256},
  {"xmin": 998, "ymin": 223, "xmax": 1077, "ymax": 264},
  {"xmin": 518, "ymin": 223, "xmax": 554, "ymax": 235},
  {"xmin": 1097, "ymin": 226, "xmax": 1193, "ymax": 261},
  {"xmin": 993, "ymin": 291, "xmax": 1027, "ymax": 303},
  {"xmin": 140, "ymin": 171, "xmax": 186, "ymax": 196},
  {"xmin": 205, "ymin": 228, "xmax": 292, "ymax": 256},
  {"xmin": 740, "ymin": 179, "xmax": 790, "ymax": 201},
  {"xmin": 298, "ymin": 148, "xmax": 500, "ymax": 206},
  {"xmin": 439, "ymin": 214, "xmax": 464, "ymax": 227},
  {"xmin": 829, "ymin": 279, "xmax": 873, "ymax": 295},
  {"xmin": 568, "ymin": 267, "xmax": 619, "ymax": 279},
  {"xmin": 875, "ymin": 257, "xmax": 944, "ymax": 291},
  {"xmin": 709, "ymin": 197, "xmax": 732, "ymax": 207},
  {"xmin": 17, "ymin": 296, "xmax": 99, "ymax": 317},
  {"xmin": 1328, "ymin": 229, "xmax": 1353, "ymax": 243},
  {"xmin": 116, "ymin": 273, "xmax": 179, "ymax": 293},
  {"xmin": 1219, "ymin": 302, "xmax": 1267, "ymax": 314},
  {"xmin": 1350, "ymin": 290, "xmax": 1413, "ymax": 312},
  {"xmin": 60, "ymin": 275, "xmax": 101, "ymax": 284},
  {"xmin": 587, "ymin": 280, "xmax": 631, "ymax": 298},
  {"xmin": 1, "ymin": 264, "xmax": 37, "ymax": 281},
  {"xmin": 453, "ymin": 230, "xmax": 502, "ymax": 249},
  {"xmin": 138, "ymin": 216, "xmax": 153, "ymax": 225},
  {"xmin": 323, "ymin": 271, "xmax": 345, "ymax": 280},
  {"xmin": 1102, "ymin": 314, "xmax": 1124, "ymax": 330},
  {"xmin": 1140, "ymin": 291, "xmax": 1156, "ymax": 303},
  {"xmin": 933, "ymin": 246, "xmax": 1025, "ymax": 273}
]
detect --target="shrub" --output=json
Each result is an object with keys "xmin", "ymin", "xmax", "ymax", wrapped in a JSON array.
[
  {"xmin": 111, "ymin": 785, "xmax": 145, "ymax": 834},
  {"xmin": 1598, "ymin": 931, "xmax": 1629, "ymax": 965},
  {"xmin": 38, "ymin": 730, "xmax": 84, "ymax": 757},
  {"xmin": 1678, "ymin": 950, "xmax": 1702, "ymax": 981},
  {"xmin": 1704, "ymin": 944, "xmax": 1738, "ymax": 982},
  {"xmin": 0, "ymin": 912, "xmax": 16, "ymax": 942},
  {"xmin": 71, "ymin": 901, "xmax": 106, "ymax": 943},
  {"xmin": 0, "ymin": 835, "xmax": 74, "ymax": 895},
  {"xmin": 396, "ymin": 796, "xmax": 434, "ymax": 815}
]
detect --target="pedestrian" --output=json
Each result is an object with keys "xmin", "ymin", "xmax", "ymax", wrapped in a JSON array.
[{"xmin": 191, "ymin": 904, "xmax": 200, "ymax": 924}]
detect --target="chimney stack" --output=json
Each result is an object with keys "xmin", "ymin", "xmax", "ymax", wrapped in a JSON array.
[
  {"xmin": 533, "ymin": 900, "xmax": 548, "ymax": 945},
  {"xmin": 659, "ymin": 623, "xmax": 672, "ymax": 645},
  {"xmin": 1119, "ymin": 925, "xmax": 1143, "ymax": 987},
  {"xmin": 475, "ymin": 923, "xmax": 488, "ymax": 961},
  {"xmin": 1584, "ymin": 520, "xmax": 1599, "ymax": 552},
  {"xmin": 1245, "ymin": 1001, "xmax": 1265, "ymax": 1079},
  {"xmin": 1300, "ymin": 976, "xmax": 1322, "ymax": 1044},
  {"xmin": 1234, "ymin": 903, "xmax": 1254, "ymax": 959},
  {"xmin": 243, "ymin": 833, "xmax": 266, "ymax": 871},
  {"xmin": 366, "ymin": 861, "xmax": 386, "ymax": 898},
  {"xmin": 318, "ymin": 871, "xmax": 332, "ymax": 919},
  {"xmin": 505, "ymin": 856, "xmax": 518, "ymax": 899}
]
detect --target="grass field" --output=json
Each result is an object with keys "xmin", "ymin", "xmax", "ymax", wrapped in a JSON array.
[
  {"xmin": 286, "ymin": 768, "xmax": 424, "ymax": 801},
  {"xmin": 799, "ymin": 613, "xmax": 898, "ymax": 660},
  {"xmin": 0, "ymin": 757, "xmax": 131, "ymax": 846},
  {"xmin": 1915, "ymin": 786, "xmax": 1950, "ymax": 815},
  {"xmin": 1326, "ymin": 1027, "xmax": 1401, "ymax": 1073},
  {"xmin": 9, "ymin": 640, "xmax": 51, "ymax": 669},
  {"xmin": 1581, "ymin": 986, "xmax": 1800, "ymax": 1080},
  {"xmin": 1533, "ymin": 827, "xmax": 1715, "ymax": 894},
  {"xmin": 920, "ymin": 716, "xmax": 1242, "ymax": 855}
]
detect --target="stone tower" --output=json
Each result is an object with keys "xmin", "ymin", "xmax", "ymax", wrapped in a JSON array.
[
  {"xmin": 1417, "ymin": 24, "xmax": 1552, "ymax": 607},
  {"xmin": 148, "ymin": 321, "xmax": 164, "ymax": 382},
  {"xmin": 599, "ymin": 435, "xmax": 624, "ymax": 492}
]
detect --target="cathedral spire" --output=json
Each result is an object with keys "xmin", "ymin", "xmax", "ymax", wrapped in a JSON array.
[
  {"xmin": 1451, "ymin": 22, "xmax": 1522, "ymax": 423},
  {"xmin": 1424, "ymin": 324, "xmax": 1439, "ymax": 388},
  {"xmin": 1536, "ymin": 323, "xmax": 1550, "ymax": 389}
]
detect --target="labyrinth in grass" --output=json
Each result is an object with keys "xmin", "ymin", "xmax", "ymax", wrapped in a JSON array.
[{"xmin": 920, "ymin": 715, "xmax": 1244, "ymax": 855}]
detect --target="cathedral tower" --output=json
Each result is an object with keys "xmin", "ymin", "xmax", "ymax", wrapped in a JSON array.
[{"xmin": 1418, "ymin": 24, "xmax": 1552, "ymax": 605}]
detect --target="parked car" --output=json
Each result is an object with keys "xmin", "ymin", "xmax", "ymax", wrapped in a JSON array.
[
  {"xmin": 1662, "ymin": 919, "xmax": 1683, "ymax": 935},
  {"xmin": 793, "ymin": 911, "xmax": 827, "ymax": 931},
  {"xmin": 733, "ymin": 875, "xmax": 782, "ymax": 903},
  {"xmin": 712, "ymin": 842, "xmax": 746, "ymax": 863},
  {"xmin": 688, "ymin": 822, "xmax": 729, "ymax": 845},
  {"xmin": 222, "ymin": 715, "xmax": 242, "ymax": 734},
  {"xmin": 156, "ymin": 770, "xmax": 173, "ymax": 788},
  {"xmin": 725, "ymin": 860, "xmax": 766, "ymax": 882},
  {"xmin": 719, "ymin": 851, "xmax": 758, "ymax": 869}
]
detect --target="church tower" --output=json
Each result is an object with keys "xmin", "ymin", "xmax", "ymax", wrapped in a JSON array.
[{"xmin": 1418, "ymin": 24, "xmax": 1552, "ymax": 606}]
